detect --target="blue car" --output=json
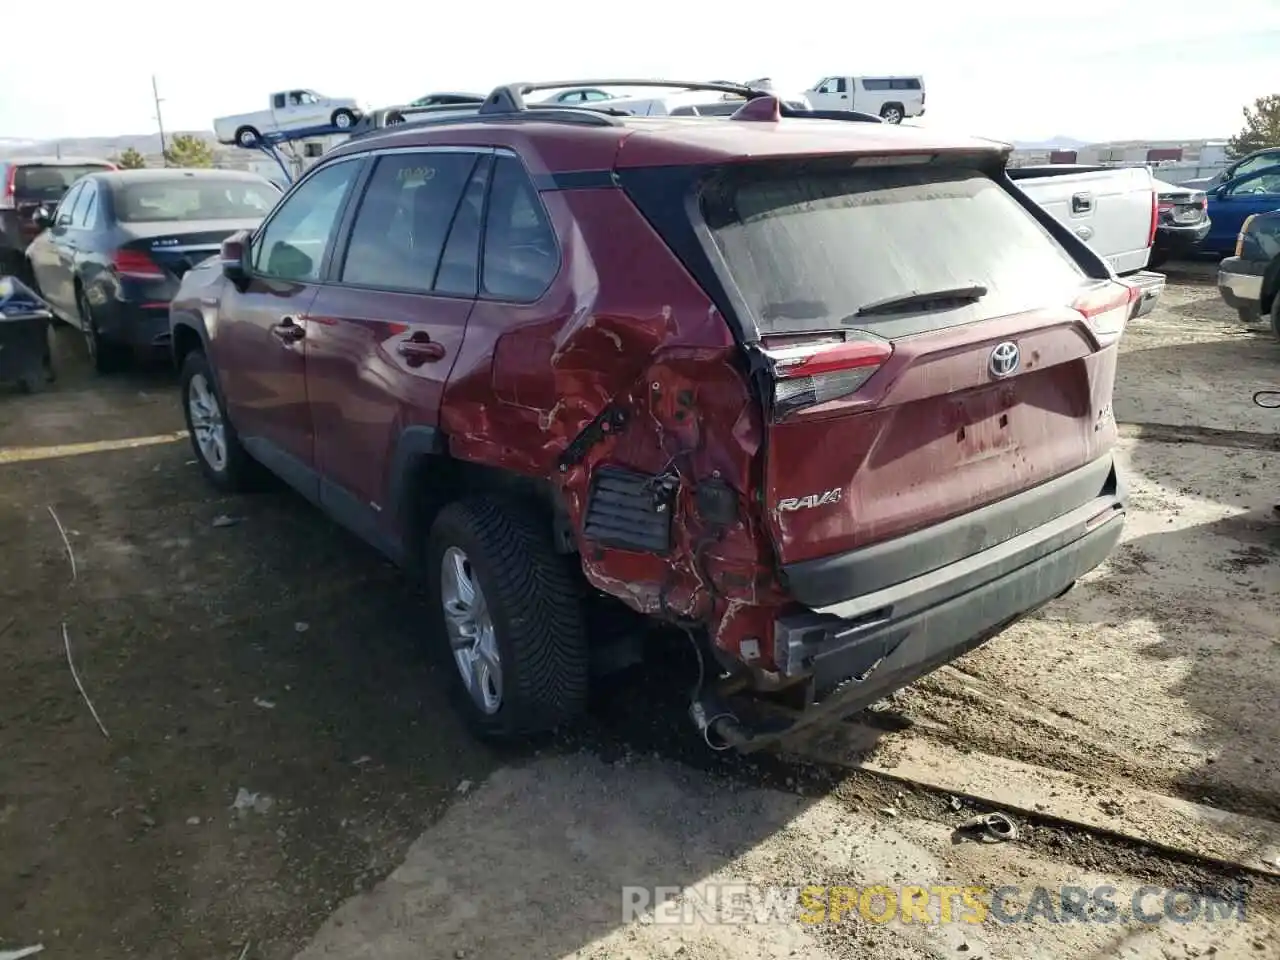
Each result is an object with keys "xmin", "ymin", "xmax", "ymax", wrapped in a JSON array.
[{"xmin": 1201, "ymin": 167, "xmax": 1280, "ymax": 256}]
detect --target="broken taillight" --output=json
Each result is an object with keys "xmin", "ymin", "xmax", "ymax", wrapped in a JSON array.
[
  {"xmin": 112, "ymin": 248, "xmax": 165, "ymax": 279},
  {"xmin": 1072, "ymin": 281, "xmax": 1139, "ymax": 347},
  {"xmin": 764, "ymin": 333, "xmax": 893, "ymax": 418}
]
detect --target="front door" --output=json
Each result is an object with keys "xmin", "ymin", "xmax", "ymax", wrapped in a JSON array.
[
  {"xmin": 215, "ymin": 156, "xmax": 365, "ymax": 498},
  {"xmin": 28, "ymin": 180, "xmax": 85, "ymax": 315},
  {"xmin": 306, "ymin": 148, "xmax": 490, "ymax": 544},
  {"xmin": 1206, "ymin": 169, "xmax": 1280, "ymax": 255},
  {"xmin": 809, "ymin": 77, "xmax": 849, "ymax": 110}
]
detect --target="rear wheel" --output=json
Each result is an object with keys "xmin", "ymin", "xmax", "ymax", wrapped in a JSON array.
[
  {"xmin": 180, "ymin": 350, "xmax": 259, "ymax": 492},
  {"xmin": 879, "ymin": 102, "xmax": 904, "ymax": 123},
  {"xmin": 331, "ymin": 109, "xmax": 356, "ymax": 129},
  {"xmin": 78, "ymin": 288, "xmax": 127, "ymax": 373},
  {"xmin": 425, "ymin": 497, "xmax": 589, "ymax": 739},
  {"xmin": 235, "ymin": 126, "xmax": 261, "ymax": 148}
]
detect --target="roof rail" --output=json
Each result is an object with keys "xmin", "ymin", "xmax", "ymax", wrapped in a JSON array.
[{"xmin": 479, "ymin": 79, "xmax": 767, "ymax": 114}]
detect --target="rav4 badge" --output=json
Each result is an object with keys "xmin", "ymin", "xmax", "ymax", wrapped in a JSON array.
[{"xmin": 778, "ymin": 488, "xmax": 843, "ymax": 512}]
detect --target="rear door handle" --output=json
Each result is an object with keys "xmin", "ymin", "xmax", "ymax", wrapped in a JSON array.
[
  {"xmin": 270, "ymin": 315, "xmax": 306, "ymax": 343},
  {"xmin": 1071, "ymin": 192, "xmax": 1093, "ymax": 215},
  {"xmin": 397, "ymin": 334, "xmax": 446, "ymax": 364}
]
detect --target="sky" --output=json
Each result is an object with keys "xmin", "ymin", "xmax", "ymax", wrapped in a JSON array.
[{"xmin": 2, "ymin": 0, "xmax": 1277, "ymax": 145}]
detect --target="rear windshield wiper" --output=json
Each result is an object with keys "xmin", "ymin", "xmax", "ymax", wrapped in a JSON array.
[{"xmin": 853, "ymin": 284, "xmax": 988, "ymax": 318}]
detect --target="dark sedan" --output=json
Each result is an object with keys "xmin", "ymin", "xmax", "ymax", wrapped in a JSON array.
[{"xmin": 25, "ymin": 167, "xmax": 280, "ymax": 371}]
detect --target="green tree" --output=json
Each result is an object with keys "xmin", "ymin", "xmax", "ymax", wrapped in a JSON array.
[
  {"xmin": 1227, "ymin": 94, "xmax": 1280, "ymax": 159},
  {"xmin": 115, "ymin": 147, "xmax": 146, "ymax": 169},
  {"xmin": 163, "ymin": 133, "xmax": 215, "ymax": 168}
]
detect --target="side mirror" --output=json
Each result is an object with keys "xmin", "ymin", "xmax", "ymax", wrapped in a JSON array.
[
  {"xmin": 31, "ymin": 206, "xmax": 53, "ymax": 230},
  {"xmin": 220, "ymin": 230, "xmax": 251, "ymax": 285}
]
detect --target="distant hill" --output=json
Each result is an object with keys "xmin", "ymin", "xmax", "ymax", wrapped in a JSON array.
[
  {"xmin": 0, "ymin": 131, "xmax": 238, "ymax": 164},
  {"xmin": 1011, "ymin": 136, "xmax": 1090, "ymax": 150}
]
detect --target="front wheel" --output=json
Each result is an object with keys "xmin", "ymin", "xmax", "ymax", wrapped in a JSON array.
[
  {"xmin": 235, "ymin": 126, "xmax": 261, "ymax": 148},
  {"xmin": 425, "ymin": 497, "xmax": 589, "ymax": 739},
  {"xmin": 180, "ymin": 350, "xmax": 260, "ymax": 492}
]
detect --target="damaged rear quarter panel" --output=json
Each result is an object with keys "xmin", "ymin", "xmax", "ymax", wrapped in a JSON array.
[{"xmin": 439, "ymin": 186, "xmax": 787, "ymax": 661}]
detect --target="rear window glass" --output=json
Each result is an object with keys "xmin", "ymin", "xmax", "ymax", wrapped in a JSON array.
[
  {"xmin": 115, "ymin": 179, "xmax": 280, "ymax": 222},
  {"xmin": 13, "ymin": 164, "xmax": 111, "ymax": 203},
  {"xmin": 701, "ymin": 164, "xmax": 1086, "ymax": 338}
]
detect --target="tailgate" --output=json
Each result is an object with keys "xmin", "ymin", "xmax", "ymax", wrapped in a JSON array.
[
  {"xmin": 699, "ymin": 160, "xmax": 1134, "ymax": 570},
  {"xmin": 1014, "ymin": 168, "xmax": 1156, "ymax": 274}
]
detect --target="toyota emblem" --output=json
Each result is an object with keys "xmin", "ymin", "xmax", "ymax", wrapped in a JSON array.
[{"xmin": 989, "ymin": 341, "xmax": 1020, "ymax": 379}]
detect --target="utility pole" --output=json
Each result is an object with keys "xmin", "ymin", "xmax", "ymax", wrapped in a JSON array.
[{"xmin": 152, "ymin": 75, "xmax": 168, "ymax": 166}]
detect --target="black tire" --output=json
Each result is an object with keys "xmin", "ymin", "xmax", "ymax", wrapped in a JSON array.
[
  {"xmin": 331, "ymin": 109, "xmax": 357, "ymax": 130},
  {"xmin": 235, "ymin": 126, "xmax": 260, "ymax": 148},
  {"xmin": 78, "ymin": 287, "xmax": 127, "ymax": 373},
  {"xmin": 179, "ymin": 350, "xmax": 260, "ymax": 492},
  {"xmin": 425, "ymin": 497, "xmax": 589, "ymax": 739},
  {"xmin": 1238, "ymin": 306, "xmax": 1263, "ymax": 326},
  {"xmin": 879, "ymin": 102, "xmax": 904, "ymax": 124},
  {"xmin": 1271, "ymin": 295, "xmax": 1280, "ymax": 343}
]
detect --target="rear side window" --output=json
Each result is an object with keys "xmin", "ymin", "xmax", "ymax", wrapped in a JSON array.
[
  {"xmin": 13, "ymin": 164, "xmax": 111, "ymax": 204},
  {"xmin": 701, "ymin": 164, "xmax": 1085, "ymax": 339},
  {"xmin": 340, "ymin": 151, "xmax": 477, "ymax": 293},
  {"xmin": 480, "ymin": 156, "xmax": 558, "ymax": 301}
]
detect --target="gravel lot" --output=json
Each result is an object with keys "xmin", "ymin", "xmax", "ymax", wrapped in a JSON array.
[{"xmin": 1, "ymin": 274, "xmax": 1277, "ymax": 960}]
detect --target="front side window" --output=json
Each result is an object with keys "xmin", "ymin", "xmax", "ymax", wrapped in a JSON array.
[
  {"xmin": 339, "ymin": 151, "xmax": 478, "ymax": 293},
  {"xmin": 1226, "ymin": 171, "xmax": 1280, "ymax": 197},
  {"xmin": 55, "ymin": 182, "xmax": 84, "ymax": 225},
  {"xmin": 702, "ymin": 163, "xmax": 1085, "ymax": 339},
  {"xmin": 252, "ymin": 160, "xmax": 360, "ymax": 282},
  {"xmin": 481, "ymin": 156, "xmax": 559, "ymax": 301}
]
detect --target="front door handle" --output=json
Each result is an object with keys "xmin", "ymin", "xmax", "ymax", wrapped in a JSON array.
[
  {"xmin": 271, "ymin": 315, "xmax": 306, "ymax": 343},
  {"xmin": 1071, "ymin": 192, "xmax": 1093, "ymax": 215},
  {"xmin": 397, "ymin": 333, "xmax": 446, "ymax": 364}
]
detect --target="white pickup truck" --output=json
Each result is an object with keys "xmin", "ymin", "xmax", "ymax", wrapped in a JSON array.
[
  {"xmin": 213, "ymin": 90, "xmax": 363, "ymax": 148},
  {"xmin": 1010, "ymin": 164, "xmax": 1165, "ymax": 317}
]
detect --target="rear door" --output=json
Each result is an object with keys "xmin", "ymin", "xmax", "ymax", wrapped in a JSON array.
[
  {"xmin": 698, "ymin": 160, "xmax": 1127, "ymax": 567},
  {"xmin": 305, "ymin": 147, "xmax": 486, "ymax": 530}
]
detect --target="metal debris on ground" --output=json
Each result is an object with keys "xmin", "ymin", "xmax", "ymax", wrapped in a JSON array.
[
  {"xmin": 62, "ymin": 622, "xmax": 109, "ymax": 739},
  {"xmin": 457, "ymin": 780, "xmax": 473, "ymax": 795},
  {"xmin": 253, "ymin": 697, "xmax": 276, "ymax": 710},
  {"xmin": 0, "ymin": 946, "xmax": 45, "ymax": 960},
  {"xmin": 294, "ymin": 621, "xmax": 309, "ymax": 633},
  {"xmin": 211, "ymin": 514, "xmax": 240, "ymax": 528},
  {"xmin": 956, "ymin": 812, "xmax": 1019, "ymax": 843},
  {"xmin": 47, "ymin": 505, "xmax": 77, "ymax": 582},
  {"xmin": 230, "ymin": 788, "xmax": 274, "ymax": 816}
]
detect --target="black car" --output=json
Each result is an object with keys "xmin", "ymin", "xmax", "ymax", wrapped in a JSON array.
[
  {"xmin": 1148, "ymin": 178, "xmax": 1210, "ymax": 268},
  {"xmin": 25, "ymin": 167, "xmax": 280, "ymax": 371},
  {"xmin": 1217, "ymin": 208, "xmax": 1280, "ymax": 341},
  {"xmin": 1, "ymin": 156, "xmax": 115, "ymax": 280}
]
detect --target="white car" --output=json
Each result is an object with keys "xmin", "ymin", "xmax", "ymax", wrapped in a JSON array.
[
  {"xmin": 805, "ymin": 75, "xmax": 925, "ymax": 123},
  {"xmin": 213, "ymin": 90, "xmax": 363, "ymax": 148}
]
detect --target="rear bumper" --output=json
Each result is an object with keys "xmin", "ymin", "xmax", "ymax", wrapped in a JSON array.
[
  {"xmin": 1153, "ymin": 220, "xmax": 1210, "ymax": 258},
  {"xmin": 738, "ymin": 457, "xmax": 1126, "ymax": 747},
  {"xmin": 1125, "ymin": 269, "xmax": 1165, "ymax": 318},
  {"xmin": 1217, "ymin": 256, "xmax": 1266, "ymax": 316},
  {"xmin": 96, "ymin": 300, "xmax": 173, "ymax": 351}
]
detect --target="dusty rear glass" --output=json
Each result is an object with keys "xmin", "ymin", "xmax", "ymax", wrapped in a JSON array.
[
  {"xmin": 701, "ymin": 163, "xmax": 1086, "ymax": 339},
  {"xmin": 13, "ymin": 164, "xmax": 113, "ymax": 203},
  {"xmin": 115, "ymin": 179, "xmax": 281, "ymax": 223}
]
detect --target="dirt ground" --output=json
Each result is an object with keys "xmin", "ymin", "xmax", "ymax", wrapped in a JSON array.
[{"xmin": 1, "ymin": 274, "xmax": 1278, "ymax": 960}]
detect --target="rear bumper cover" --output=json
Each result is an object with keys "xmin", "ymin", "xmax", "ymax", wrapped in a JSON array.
[
  {"xmin": 1125, "ymin": 270, "xmax": 1165, "ymax": 319},
  {"xmin": 764, "ymin": 456, "xmax": 1125, "ymax": 732}
]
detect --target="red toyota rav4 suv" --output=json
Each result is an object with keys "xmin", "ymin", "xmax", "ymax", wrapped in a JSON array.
[{"xmin": 170, "ymin": 81, "xmax": 1132, "ymax": 750}]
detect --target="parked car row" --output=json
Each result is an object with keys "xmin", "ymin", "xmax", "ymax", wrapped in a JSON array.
[
  {"xmin": 165, "ymin": 79, "xmax": 1135, "ymax": 751},
  {"xmin": 16, "ymin": 167, "xmax": 280, "ymax": 370}
]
